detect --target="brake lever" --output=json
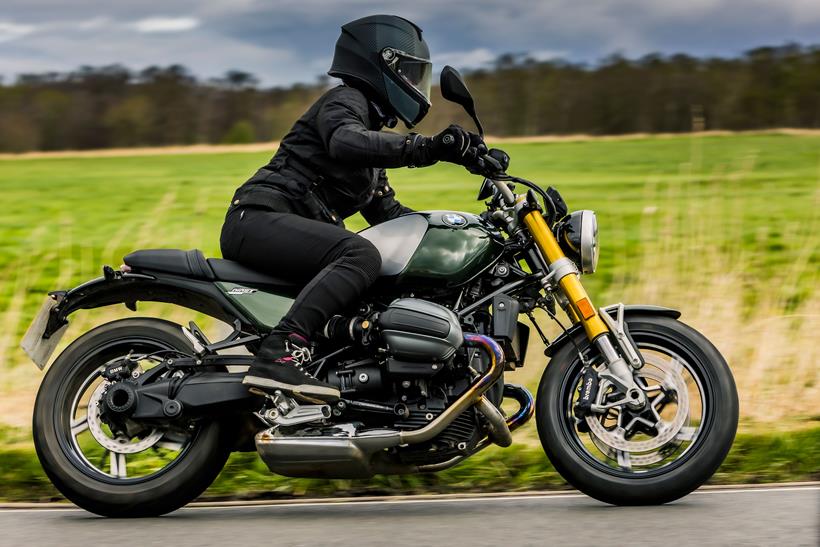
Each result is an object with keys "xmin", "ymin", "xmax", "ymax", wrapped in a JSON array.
[
  {"xmin": 470, "ymin": 154, "xmax": 505, "ymax": 178},
  {"xmin": 482, "ymin": 154, "xmax": 503, "ymax": 172}
]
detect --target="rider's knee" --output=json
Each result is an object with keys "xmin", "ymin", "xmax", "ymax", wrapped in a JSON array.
[{"xmin": 342, "ymin": 236, "xmax": 382, "ymax": 280}]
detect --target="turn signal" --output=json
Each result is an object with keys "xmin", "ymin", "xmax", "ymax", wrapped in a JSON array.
[{"xmin": 576, "ymin": 298, "xmax": 596, "ymax": 319}]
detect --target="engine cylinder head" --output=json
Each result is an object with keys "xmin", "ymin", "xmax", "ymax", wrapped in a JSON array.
[{"xmin": 379, "ymin": 298, "xmax": 463, "ymax": 362}]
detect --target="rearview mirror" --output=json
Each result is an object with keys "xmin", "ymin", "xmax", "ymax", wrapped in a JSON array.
[
  {"xmin": 477, "ymin": 178, "xmax": 496, "ymax": 201},
  {"xmin": 440, "ymin": 65, "xmax": 484, "ymax": 136}
]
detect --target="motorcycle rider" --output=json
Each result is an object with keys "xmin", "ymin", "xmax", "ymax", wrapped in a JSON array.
[{"xmin": 221, "ymin": 14, "xmax": 487, "ymax": 402}]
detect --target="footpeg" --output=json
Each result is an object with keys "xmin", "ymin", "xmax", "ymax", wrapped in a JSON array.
[
  {"xmin": 264, "ymin": 391, "xmax": 330, "ymax": 427},
  {"xmin": 266, "ymin": 404, "xmax": 330, "ymax": 426}
]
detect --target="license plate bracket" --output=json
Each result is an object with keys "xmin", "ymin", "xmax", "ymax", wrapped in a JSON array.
[{"xmin": 21, "ymin": 297, "xmax": 67, "ymax": 369}]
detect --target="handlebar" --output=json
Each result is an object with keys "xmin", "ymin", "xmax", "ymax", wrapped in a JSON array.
[
  {"xmin": 475, "ymin": 150, "xmax": 516, "ymax": 205},
  {"xmin": 491, "ymin": 177, "xmax": 517, "ymax": 205}
]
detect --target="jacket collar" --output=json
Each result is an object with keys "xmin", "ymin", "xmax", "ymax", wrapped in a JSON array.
[{"xmin": 368, "ymin": 100, "xmax": 398, "ymax": 130}]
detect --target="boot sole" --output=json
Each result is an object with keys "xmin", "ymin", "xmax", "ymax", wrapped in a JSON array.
[{"xmin": 242, "ymin": 375, "xmax": 340, "ymax": 402}]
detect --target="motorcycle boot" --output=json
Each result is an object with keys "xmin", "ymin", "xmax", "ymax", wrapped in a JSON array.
[{"xmin": 243, "ymin": 333, "xmax": 340, "ymax": 403}]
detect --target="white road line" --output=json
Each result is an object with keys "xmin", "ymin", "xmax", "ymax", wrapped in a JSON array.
[
  {"xmin": 692, "ymin": 486, "xmax": 820, "ymax": 496},
  {"xmin": 0, "ymin": 485, "xmax": 817, "ymax": 514}
]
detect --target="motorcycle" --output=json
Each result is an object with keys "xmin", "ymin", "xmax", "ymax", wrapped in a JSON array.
[{"xmin": 22, "ymin": 66, "xmax": 738, "ymax": 517}]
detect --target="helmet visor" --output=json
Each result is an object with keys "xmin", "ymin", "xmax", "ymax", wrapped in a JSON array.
[{"xmin": 384, "ymin": 49, "xmax": 432, "ymax": 103}]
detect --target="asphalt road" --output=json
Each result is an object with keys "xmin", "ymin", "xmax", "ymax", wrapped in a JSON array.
[{"xmin": 1, "ymin": 486, "xmax": 817, "ymax": 547}]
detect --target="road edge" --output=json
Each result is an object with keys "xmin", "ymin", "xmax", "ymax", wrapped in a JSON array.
[{"xmin": 1, "ymin": 481, "xmax": 817, "ymax": 510}]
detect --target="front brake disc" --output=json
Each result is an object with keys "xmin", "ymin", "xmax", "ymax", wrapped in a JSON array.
[{"xmin": 584, "ymin": 354, "xmax": 691, "ymax": 459}]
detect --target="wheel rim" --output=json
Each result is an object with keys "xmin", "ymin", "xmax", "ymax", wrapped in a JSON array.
[
  {"xmin": 560, "ymin": 331, "xmax": 712, "ymax": 478},
  {"xmin": 56, "ymin": 338, "xmax": 198, "ymax": 483}
]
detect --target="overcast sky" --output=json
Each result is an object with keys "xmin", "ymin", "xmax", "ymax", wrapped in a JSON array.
[{"xmin": 2, "ymin": 0, "xmax": 819, "ymax": 86}]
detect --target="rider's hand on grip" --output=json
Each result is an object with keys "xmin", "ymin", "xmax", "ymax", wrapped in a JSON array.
[
  {"xmin": 424, "ymin": 124, "xmax": 486, "ymax": 166},
  {"xmin": 487, "ymin": 148, "xmax": 509, "ymax": 172},
  {"xmin": 467, "ymin": 148, "xmax": 509, "ymax": 177}
]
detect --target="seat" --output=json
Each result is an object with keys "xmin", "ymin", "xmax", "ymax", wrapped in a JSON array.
[
  {"xmin": 207, "ymin": 258, "xmax": 301, "ymax": 292},
  {"xmin": 124, "ymin": 249, "xmax": 214, "ymax": 279},
  {"xmin": 123, "ymin": 249, "xmax": 302, "ymax": 293}
]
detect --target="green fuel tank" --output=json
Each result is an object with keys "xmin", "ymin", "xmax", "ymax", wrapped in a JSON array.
[{"xmin": 360, "ymin": 211, "xmax": 504, "ymax": 288}]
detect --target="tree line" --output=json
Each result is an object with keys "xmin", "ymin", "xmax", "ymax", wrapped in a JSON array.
[{"xmin": 0, "ymin": 44, "xmax": 817, "ymax": 152}]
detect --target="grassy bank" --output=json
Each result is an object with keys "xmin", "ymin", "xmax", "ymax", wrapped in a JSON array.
[
  {"xmin": 1, "ymin": 425, "xmax": 817, "ymax": 502},
  {"xmin": 1, "ymin": 133, "xmax": 818, "ymax": 429},
  {"xmin": 0, "ymin": 133, "xmax": 817, "ymax": 499}
]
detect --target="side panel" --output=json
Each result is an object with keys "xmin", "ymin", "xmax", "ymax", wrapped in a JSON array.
[{"xmin": 216, "ymin": 282, "xmax": 293, "ymax": 330}]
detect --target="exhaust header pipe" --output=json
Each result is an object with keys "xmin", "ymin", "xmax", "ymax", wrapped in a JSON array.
[
  {"xmin": 397, "ymin": 333, "xmax": 505, "ymax": 445},
  {"xmin": 418, "ymin": 383, "xmax": 535, "ymax": 473}
]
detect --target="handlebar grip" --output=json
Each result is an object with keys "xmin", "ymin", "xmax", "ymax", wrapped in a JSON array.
[{"xmin": 488, "ymin": 148, "xmax": 510, "ymax": 171}]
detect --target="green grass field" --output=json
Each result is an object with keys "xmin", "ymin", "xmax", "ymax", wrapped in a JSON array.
[{"xmin": 0, "ymin": 133, "xmax": 818, "ymax": 500}]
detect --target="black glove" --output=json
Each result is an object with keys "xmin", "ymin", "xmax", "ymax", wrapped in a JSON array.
[
  {"xmin": 411, "ymin": 125, "xmax": 486, "ymax": 167},
  {"xmin": 466, "ymin": 147, "xmax": 510, "ymax": 177}
]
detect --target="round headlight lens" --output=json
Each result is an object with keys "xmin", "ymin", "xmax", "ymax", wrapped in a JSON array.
[
  {"xmin": 555, "ymin": 210, "xmax": 599, "ymax": 274},
  {"xmin": 580, "ymin": 210, "xmax": 599, "ymax": 274}
]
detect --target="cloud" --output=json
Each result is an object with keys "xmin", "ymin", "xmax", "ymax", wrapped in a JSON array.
[
  {"xmin": 788, "ymin": 0, "xmax": 820, "ymax": 23},
  {"xmin": 132, "ymin": 17, "xmax": 200, "ymax": 33},
  {"xmin": 434, "ymin": 48, "xmax": 496, "ymax": 70},
  {"xmin": 529, "ymin": 50, "xmax": 566, "ymax": 62},
  {"xmin": 1, "ymin": 0, "xmax": 819, "ymax": 85},
  {"xmin": 0, "ymin": 21, "xmax": 37, "ymax": 43},
  {"xmin": 0, "ymin": 21, "xmax": 306, "ymax": 86},
  {"xmin": 77, "ymin": 17, "xmax": 111, "ymax": 31}
]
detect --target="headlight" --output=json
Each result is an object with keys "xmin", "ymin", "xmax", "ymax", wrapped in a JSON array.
[{"xmin": 554, "ymin": 210, "xmax": 599, "ymax": 274}]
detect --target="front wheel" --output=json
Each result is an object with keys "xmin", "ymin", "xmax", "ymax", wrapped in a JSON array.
[
  {"xmin": 33, "ymin": 318, "xmax": 231, "ymax": 517},
  {"xmin": 536, "ymin": 314, "xmax": 738, "ymax": 505}
]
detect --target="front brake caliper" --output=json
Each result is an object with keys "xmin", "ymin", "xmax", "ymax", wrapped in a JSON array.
[{"xmin": 573, "ymin": 366, "xmax": 599, "ymax": 419}]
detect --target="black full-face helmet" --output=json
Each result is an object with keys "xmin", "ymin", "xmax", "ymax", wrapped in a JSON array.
[{"xmin": 329, "ymin": 14, "xmax": 432, "ymax": 128}]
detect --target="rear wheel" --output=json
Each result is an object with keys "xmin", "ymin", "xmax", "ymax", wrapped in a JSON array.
[
  {"xmin": 536, "ymin": 315, "xmax": 738, "ymax": 505},
  {"xmin": 33, "ymin": 318, "xmax": 231, "ymax": 517}
]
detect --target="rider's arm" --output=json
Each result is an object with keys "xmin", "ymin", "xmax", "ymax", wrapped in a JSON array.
[
  {"xmin": 361, "ymin": 169, "xmax": 413, "ymax": 225},
  {"xmin": 316, "ymin": 88, "xmax": 426, "ymax": 168}
]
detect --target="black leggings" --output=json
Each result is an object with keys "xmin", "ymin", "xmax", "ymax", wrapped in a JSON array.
[{"xmin": 220, "ymin": 206, "xmax": 381, "ymax": 355}]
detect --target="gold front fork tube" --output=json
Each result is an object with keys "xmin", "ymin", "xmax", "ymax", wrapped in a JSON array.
[{"xmin": 522, "ymin": 210, "xmax": 609, "ymax": 341}]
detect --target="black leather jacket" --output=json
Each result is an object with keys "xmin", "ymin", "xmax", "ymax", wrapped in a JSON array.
[{"xmin": 230, "ymin": 85, "xmax": 424, "ymax": 226}]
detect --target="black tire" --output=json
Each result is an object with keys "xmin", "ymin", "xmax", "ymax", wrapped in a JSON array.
[
  {"xmin": 536, "ymin": 315, "xmax": 738, "ymax": 505},
  {"xmin": 33, "ymin": 318, "xmax": 231, "ymax": 517}
]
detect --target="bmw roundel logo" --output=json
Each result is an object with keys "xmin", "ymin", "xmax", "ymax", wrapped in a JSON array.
[{"xmin": 442, "ymin": 213, "xmax": 468, "ymax": 227}]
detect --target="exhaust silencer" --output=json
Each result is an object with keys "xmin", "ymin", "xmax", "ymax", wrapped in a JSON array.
[
  {"xmin": 255, "ymin": 333, "xmax": 505, "ymax": 479},
  {"xmin": 255, "ymin": 429, "xmax": 407, "ymax": 479}
]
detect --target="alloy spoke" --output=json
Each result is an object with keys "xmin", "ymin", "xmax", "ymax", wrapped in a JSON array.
[
  {"xmin": 616, "ymin": 450, "xmax": 632, "ymax": 471},
  {"xmin": 664, "ymin": 358, "xmax": 683, "ymax": 389},
  {"xmin": 70, "ymin": 416, "xmax": 89, "ymax": 437},
  {"xmin": 675, "ymin": 426, "xmax": 697, "ymax": 442},
  {"xmin": 155, "ymin": 440, "xmax": 184, "ymax": 452},
  {"xmin": 109, "ymin": 451, "xmax": 127, "ymax": 479}
]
